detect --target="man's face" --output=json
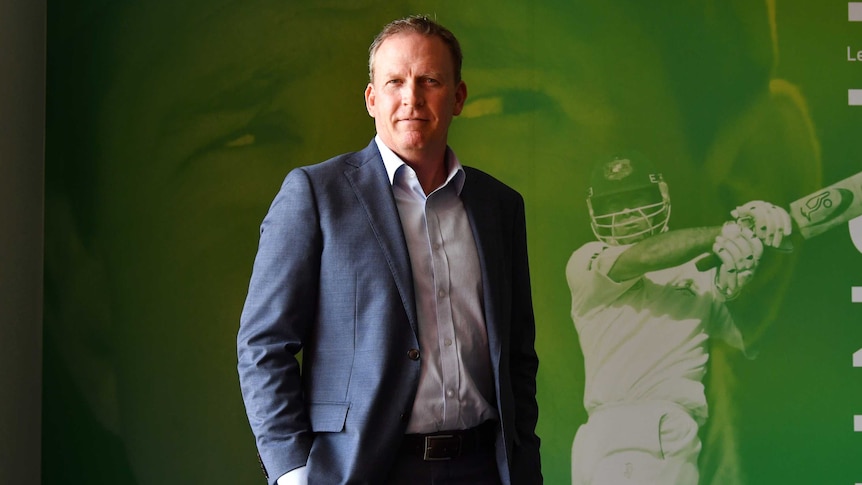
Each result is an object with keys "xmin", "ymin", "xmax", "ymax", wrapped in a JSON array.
[
  {"xmin": 591, "ymin": 188, "xmax": 667, "ymax": 245},
  {"xmin": 54, "ymin": 2, "xmax": 396, "ymax": 483},
  {"xmin": 365, "ymin": 33, "xmax": 467, "ymax": 163}
]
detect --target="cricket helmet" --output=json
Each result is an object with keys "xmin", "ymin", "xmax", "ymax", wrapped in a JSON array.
[{"xmin": 587, "ymin": 152, "xmax": 671, "ymax": 245}]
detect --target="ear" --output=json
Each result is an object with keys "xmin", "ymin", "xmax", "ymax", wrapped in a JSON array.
[
  {"xmin": 453, "ymin": 80, "xmax": 467, "ymax": 116},
  {"xmin": 44, "ymin": 194, "xmax": 120, "ymax": 434},
  {"xmin": 701, "ymin": 79, "xmax": 822, "ymax": 347},
  {"xmin": 703, "ymin": 79, "xmax": 821, "ymax": 215},
  {"xmin": 364, "ymin": 83, "xmax": 376, "ymax": 118}
]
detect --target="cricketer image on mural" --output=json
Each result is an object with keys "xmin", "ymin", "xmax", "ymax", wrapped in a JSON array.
[{"xmin": 44, "ymin": 0, "xmax": 862, "ymax": 484}]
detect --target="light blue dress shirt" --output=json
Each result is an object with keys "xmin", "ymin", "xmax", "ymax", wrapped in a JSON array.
[{"xmin": 376, "ymin": 136, "xmax": 497, "ymax": 434}]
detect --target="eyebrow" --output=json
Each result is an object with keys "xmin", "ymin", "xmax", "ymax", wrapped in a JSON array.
[
  {"xmin": 160, "ymin": 66, "xmax": 294, "ymax": 134},
  {"xmin": 196, "ymin": 68, "xmax": 289, "ymax": 112}
]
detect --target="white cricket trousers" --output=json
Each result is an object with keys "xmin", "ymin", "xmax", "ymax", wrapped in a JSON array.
[{"xmin": 571, "ymin": 400, "xmax": 701, "ymax": 485}]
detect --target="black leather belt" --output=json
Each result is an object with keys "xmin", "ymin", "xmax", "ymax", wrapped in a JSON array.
[{"xmin": 401, "ymin": 421, "xmax": 497, "ymax": 461}]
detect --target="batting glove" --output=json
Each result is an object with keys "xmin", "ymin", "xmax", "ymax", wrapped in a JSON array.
[
  {"xmin": 713, "ymin": 221, "xmax": 764, "ymax": 300},
  {"xmin": 732, "ymin": 200, "xmax": 792, "ymax": 248}
]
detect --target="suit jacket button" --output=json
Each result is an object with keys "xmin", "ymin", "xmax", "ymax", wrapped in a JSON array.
[{"xmin": 407, "ymin": 349, "xmax": 420, "ymax": 361}]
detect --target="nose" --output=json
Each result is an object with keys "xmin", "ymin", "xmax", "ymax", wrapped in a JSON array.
[
  {"xmin": 614, "ymin": 210, "xmax": 643, "ymax": 225},
  {"xmin": 401, "ymin": 80, "xmax": 424, "ymax": 107}
]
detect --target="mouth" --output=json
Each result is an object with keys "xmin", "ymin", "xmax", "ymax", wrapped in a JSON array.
[{"xmin": 398, "ymin": 118, "xmax": 429, "ymax": 128}]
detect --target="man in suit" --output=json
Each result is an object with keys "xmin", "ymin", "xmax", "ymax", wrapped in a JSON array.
[{"xmin": 237, "ymin": 15, "xmax": 542, "ymax": 485}]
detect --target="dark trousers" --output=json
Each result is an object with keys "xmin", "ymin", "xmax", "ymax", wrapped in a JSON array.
[{"xmin": 386, "ymin": 438, "xmax": 502, "ymax": 484}]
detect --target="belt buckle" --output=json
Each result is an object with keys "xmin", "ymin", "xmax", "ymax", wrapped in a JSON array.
[{"xmin": 423, "ymin": 434, "xmax": 461, "ymax": 461}]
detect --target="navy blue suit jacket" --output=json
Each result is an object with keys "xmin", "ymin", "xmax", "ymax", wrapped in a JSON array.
[{"xmin": 237, "ymin": 141, "xmax": 541, "ymax": 484}]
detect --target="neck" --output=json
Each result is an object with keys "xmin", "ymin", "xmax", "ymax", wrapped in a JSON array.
[
  {"xmin": 417, "ymin": 165, "xmax": 447, "ymax": 195},
  {"xmin": 396, "ymin": 146, "xmax": 449, "ymax": 195}
]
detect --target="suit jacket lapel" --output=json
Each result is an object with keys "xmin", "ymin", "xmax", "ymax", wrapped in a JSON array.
[{"xmin": 343, "ymin": 142, "xmax": 419, "ymax": 336}]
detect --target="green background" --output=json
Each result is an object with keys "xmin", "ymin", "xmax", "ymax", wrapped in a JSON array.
[{"xmin": 45, "ymin": 0, "xmax": 862, "ymax": 483}]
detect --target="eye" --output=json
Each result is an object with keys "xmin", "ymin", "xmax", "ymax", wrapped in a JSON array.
[
  {"xmin": 461, "ymin": 89, "xmax": 562, "ymax": 118},
  {"xmin": 221, "ymin": 113, "xmax": 296, "ymax": 149},
  {"xmin": 175, "ymin": 109, "xmax": 300, "ymax": 174}
]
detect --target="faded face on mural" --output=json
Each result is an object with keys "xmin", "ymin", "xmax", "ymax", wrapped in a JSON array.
[
  {"xmin": 46, "ymin": 1, "xmax": 400, "ymax": 483},
  {"xmin": 45, "ymin": 0, "xmax": 821, "ymax": 484}
]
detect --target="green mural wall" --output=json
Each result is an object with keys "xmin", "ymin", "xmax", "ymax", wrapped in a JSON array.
[{"xmin": 45, "ymin": 1, "xmax": 862, "ymax": 483}]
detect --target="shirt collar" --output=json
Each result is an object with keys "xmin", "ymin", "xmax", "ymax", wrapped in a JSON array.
[{"xmin": 375, "ymin": 135, "xmax": 465, "ymax": 195}]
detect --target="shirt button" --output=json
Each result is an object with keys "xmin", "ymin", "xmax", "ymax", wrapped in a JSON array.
[
  {"xmin": 444, "ymin": 338, "xmax": 452, "ymax": 347},
  {"xmin": 438, "ymin": 289, "xmax": 445, "ymax": 298},
  {"xmin": 407, "ymin": 349, "xmax": 420, "ymax": 361},
  {"xmin": 446, "ymin": 389, "xmax": 455, "ymax": 398}
]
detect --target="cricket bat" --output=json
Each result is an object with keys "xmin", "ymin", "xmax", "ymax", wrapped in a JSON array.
[{"xmin": 696, "ymin": 170, "xmax": 862, "ymax": 271}]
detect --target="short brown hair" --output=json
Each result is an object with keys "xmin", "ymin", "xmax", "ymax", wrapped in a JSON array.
[{"xmin": 368, "ymin": 15, "xmax": 463, "ymax": 83}]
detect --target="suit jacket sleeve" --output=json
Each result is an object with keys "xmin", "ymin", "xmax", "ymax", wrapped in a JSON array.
[
  {"xmin": 507, "ymin": 192, "xmax": 543, "ymax": 483},
  {"xmin": 237, "ymin": 168, "xmax": 320, "ymax": 483},
  {"xmin": 465, "ymin": 168, "xmax": 542, "ymax": 484}
]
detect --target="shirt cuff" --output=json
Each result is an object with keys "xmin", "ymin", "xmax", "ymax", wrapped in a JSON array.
[{"xmin": 276, "ymin": 465, "xmax": 308, "ymax": 485}]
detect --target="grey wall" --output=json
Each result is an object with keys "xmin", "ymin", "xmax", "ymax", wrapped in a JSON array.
[{"xmin": 0, "ymin": 0, "xmax": 46, "ymax": 483}]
